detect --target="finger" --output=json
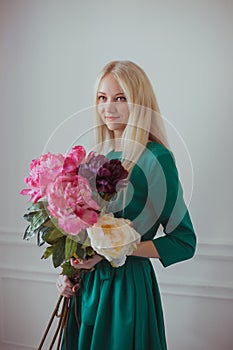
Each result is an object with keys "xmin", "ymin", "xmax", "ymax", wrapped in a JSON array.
[
  {"xmin": 57, "ymin": 275, "xmax": 73, "ymax": 288},
  {"xmin": 57, "ymin": 283, "xmax": 74, "ymax": 298},
  {"xmin": 70, "ymin": 255, "xmax": 102, "ymax": 271},
  {"xmin": 70, "ymin": 258, "xmax": 83, "ymax": 269},
  {"xmin": 61, "ymin": 291, "xmax": 73, "ymax": 298},
  {"xmin": 56, "ymin": 277, "xmax": 74, "ymax": 295},
  {"xmin": 72, "ymin": 282, "xmax": 80, "ymax": 293}
]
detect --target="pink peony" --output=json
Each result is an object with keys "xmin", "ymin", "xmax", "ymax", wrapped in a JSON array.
[
  {"xmin": 62, "ymin": 145, "xmax": 86, "ymax": 176},
  {"xmin": 47, "ymin": 174, "xmax": 100, "ymax": 235},
  {"xmin": 20, "ymin": 158, "xmax": 42, "ymax": 202},
  {"xmin": 39, "ymin": 153, "xmax": 65, "ymax": 195},
  {"xmin": 20, "ymin": 153, "xmax": 65, "ymax": 202}
]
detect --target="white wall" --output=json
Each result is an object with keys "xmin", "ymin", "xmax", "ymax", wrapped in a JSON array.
[{"xmin": 0, "ymin": 0, "xmax": 233, "ymax": 349}]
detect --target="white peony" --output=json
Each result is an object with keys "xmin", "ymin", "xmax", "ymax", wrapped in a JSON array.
[{"xmin": 86, "ymin": 213, "xmax": 141, "ymax": 267}]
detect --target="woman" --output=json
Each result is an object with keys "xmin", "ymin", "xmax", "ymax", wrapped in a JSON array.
[{"xmin": 57, "ymin": 60, "xmax": 196, "ymax": 350}]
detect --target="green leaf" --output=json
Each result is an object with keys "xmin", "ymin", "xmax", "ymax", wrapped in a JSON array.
[
  {"xmin": 81, "ymin": 234, "xmax": 91, "ymax": 249},
  {"xmin": 65, "ymin": 236, "xmax": 78, "ymax": 260},
  {"xmin": 23, "ymin": 212, "xmax": 37, "ymax": 223},
  {"xmin": 43, "ymin": 218, "xmax": 58, "ymax": 228},
  {"xmin": 28, "ymin": 201, "xmax": 47, "ymax": 212},
  {"xmin": 23, "ymin": 202, "xmax": 47, "ymax": 218},
  {"xmin": 30, "ymin": 212, "xmax": 49, "ymax": 231},
  {"xmin": 23, "ymin": 225, "xmax": 36, "ymax": 240},
  {"xmin": 37, "ymin": 226, "xmax": 50, "ymax": 246},
  {"xmin": 52, "ymin": 237, "xmax": 66, "ymax": 268},
  {"xmin": 61, "ymin": 261, "xmax": 77, "ymax": 277},
  {"xmin": 75, "ymin": 244, "xmax": 87, "ymax": 260},
  {"xmin": 68, "ymin": 229, "xmax": 86, "ymax": 244},
  {"xmin": 86, "ymin": 246, "xmax": 95, "ymax": 257},
  {"xmin": 43, "ymin": 227, "xmax": 65, "ymax": 244},
  {"xmin": 23, "ymin": 201, "xmax": 48, "ymax": 223},
  {"xmin": 41, "ymin": 245, "xmax": 54, "ymax": 259},
  {"xmin": 71, "ymin": 229, "xmax": 91, "ymax": 248}
]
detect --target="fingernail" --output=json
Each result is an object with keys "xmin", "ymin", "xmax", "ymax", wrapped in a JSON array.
[{"xmin": 73, "ymin": 259, "xmax": 79, "ymax": 264}]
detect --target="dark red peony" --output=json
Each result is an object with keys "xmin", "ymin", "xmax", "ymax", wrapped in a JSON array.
[{"xmin": 96, "ymin": 159, "xmax": 128, "ymax": 196}]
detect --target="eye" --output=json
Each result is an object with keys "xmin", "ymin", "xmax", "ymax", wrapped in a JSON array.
[
  {"xmin": 97, "ymin": 95, "xmax": 107, "ymax": 102},
  {"xmin": 115, "ymin": 96, "xmax": 127, "ymax": 102}
]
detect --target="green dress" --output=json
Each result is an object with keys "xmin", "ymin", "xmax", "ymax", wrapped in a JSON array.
[{"xmin": 62, "ymin": 142, "xmax": 196, "ymax": 350}]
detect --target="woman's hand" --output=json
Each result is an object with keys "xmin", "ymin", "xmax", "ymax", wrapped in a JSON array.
[
  {"xmin": 56, "ymin": 255, "xmax": 103, "ymax": 297},
  {"xmin": 70, "ymin": 254, "xmax": 103, "ymax": 270},
  {"xmin": 56, "ymin": 274, "xmax": 80, "ymax": 298},
  {"xmin": 131, "ymin": 240, "xmax": 160, "ymax": 259}
]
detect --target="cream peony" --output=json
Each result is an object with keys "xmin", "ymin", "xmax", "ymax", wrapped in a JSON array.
[{"xmin": 86, "ymin": 214, "xmax": 141, "ymax": 267}]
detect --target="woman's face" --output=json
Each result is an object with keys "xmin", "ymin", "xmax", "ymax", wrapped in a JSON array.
[{"xmin": 97, "ymin": 74, "xmax": 129, "ymax": 138}]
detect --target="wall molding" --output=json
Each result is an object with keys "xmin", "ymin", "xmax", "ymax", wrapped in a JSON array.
[
  {"xmin": 1, "ymin": 229, "xmax": 233, "ymax": 260},
  {"xmin": 1, "ymin": 265, "xmax": 233, "ymax": 301},
  {"xmin": 0, "ymin": 229, "xmax": 35, "ymax": 247},
  {"xmin": 196, "ymin": 241, "xmax": 233, "ymax": 261},
  {"xmin": 0, "ymin": 339, "xmax": 35, "ymax": 350},
  {"xmin": 0, "ymin": 267, "xmax": 57, "ymax": 284},
  {"xmin": 159, "ymin": 279, "xmax": 233, "ymax": 300}
]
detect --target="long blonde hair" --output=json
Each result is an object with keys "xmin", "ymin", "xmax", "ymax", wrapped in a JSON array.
[{"xmin": 94, "ymin": 60, "xmax": 169, "ymax": 172}]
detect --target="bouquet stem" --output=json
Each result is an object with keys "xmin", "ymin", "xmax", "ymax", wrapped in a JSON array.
[{"xmin": 38, "ymin": 294, "xmax": 73, "ymax": 350}]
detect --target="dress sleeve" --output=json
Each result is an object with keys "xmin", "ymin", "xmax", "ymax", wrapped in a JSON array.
[{"xmin": 149, "ymin": 150, "xmax": 197, "ymax": 267}]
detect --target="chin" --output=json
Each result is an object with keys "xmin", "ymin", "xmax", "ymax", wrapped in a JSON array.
[{"xmin": 106, "ymin": 124, "xmax": 118, "ymax": 130}]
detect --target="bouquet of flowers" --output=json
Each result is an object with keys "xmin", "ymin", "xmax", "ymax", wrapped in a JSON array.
[
  {"xmin": 20, "ymin": 145, "xmax": 141, "ymax": 349},
  {"xmin": 20, "ymin": 145, "xmax": 141, "ymax": 276}
]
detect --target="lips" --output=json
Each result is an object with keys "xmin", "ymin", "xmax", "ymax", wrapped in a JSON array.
[{"xmin": 105, "ymin": 116, "xmax": 119, "ymax": 121}]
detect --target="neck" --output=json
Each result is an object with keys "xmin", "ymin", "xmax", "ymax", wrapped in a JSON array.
[
  {"xmin": 113, "ymin": 131, "xmax": 123, "ymax": 151},
  {"xmin": 114, "ymin": 139, "xmax": 122, "ymax": 151}
]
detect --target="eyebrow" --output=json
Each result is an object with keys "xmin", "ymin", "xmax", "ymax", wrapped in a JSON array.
[{"xmin": 97, "ymin": 91, "xmax": 125, "ymax": 96}]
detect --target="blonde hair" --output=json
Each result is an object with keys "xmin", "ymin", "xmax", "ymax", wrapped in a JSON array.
[{"xmin": 94, "ymin": 60, "xmax": 169, "ymax": 172}]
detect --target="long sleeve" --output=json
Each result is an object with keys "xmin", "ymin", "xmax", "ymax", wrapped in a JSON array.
[{"xmin": 150, "ymin": 149, "xmax": 196, "ymax": 267}]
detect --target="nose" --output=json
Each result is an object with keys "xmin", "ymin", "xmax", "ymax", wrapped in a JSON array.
[{"xmin": 105, "ymin": 101, "xmax": 116, "ymax": 114}]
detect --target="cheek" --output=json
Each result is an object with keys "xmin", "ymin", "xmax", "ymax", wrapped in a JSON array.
[
  {"xmin": 97, "ymin": 104, "xmax": 105, "ymax": 124},
  {"xmin": 119, "ymin": 105, "xmax": 129, "ymax": 119},
  {"xmin": 97, "ymin": 103, "xmax": 104, "ymax": 115},
  {"xmin": 97, "ymin": 104, "xmax": 106, "ymax": 122}
]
